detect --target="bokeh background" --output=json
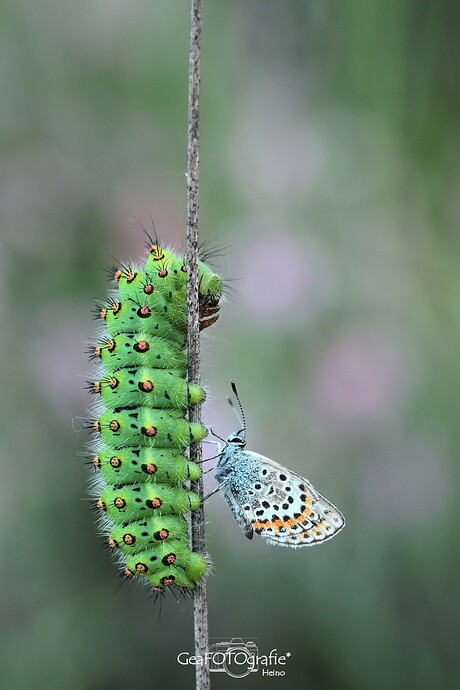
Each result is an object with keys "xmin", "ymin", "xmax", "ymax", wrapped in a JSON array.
[{"xmin": 1, "ymin": 1, "xmax": 459, "ymax": 689}]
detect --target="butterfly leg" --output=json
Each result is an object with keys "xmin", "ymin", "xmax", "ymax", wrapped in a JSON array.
[
  {"xmin": 208, "ymin": 428, "xmax": 227, "ymax": 446},
  {"xmin": 204, "ymin": 486, "xmax": 221, "ymax": 501}
]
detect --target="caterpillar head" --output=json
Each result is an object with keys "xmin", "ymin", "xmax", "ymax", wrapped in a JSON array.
[{"xmin": 198, "ymin": 262, "xmax": 223, "ymax": 330}]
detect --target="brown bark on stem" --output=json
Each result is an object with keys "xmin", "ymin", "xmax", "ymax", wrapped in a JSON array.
[{"xmin": 186, "ymin": 2, "xmax": 210, "ymax": 690}]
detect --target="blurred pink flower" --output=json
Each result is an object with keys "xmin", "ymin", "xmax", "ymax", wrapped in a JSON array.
[
  {"xmin": 238, "ymin": 232, "xmax": 335, "ymax": 326},
  {"xmin": 311, "ymin": 330, "xmax": 409, "ymax": 424}
]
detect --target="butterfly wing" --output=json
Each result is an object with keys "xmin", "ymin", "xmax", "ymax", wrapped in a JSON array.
[
  {"xmin": 233, "ymin": 452, "xmax": 345, "ymax": 548},
  {"xmin": 223, "ymin": 487, "xmax": 255, "ymax": 540}
]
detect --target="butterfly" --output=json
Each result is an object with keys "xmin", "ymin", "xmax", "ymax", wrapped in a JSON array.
[{"xmin": 213, "ymin": 383, "xmax": 345, "ymax": 548}]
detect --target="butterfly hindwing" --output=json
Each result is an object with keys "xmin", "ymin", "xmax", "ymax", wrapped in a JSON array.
[{"xmin": 219, "ymin": 451, "xmax": 345, "ymax": 548}]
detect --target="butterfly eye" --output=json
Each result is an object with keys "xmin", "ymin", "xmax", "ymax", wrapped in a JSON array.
[{"xmin": 227, "ymin": 434, "xmax": 245, "ymax": 446}]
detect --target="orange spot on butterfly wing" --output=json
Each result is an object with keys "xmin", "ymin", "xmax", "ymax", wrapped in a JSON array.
[{"xmin": 251, "ymin": 498, "xmax": 314, "ymax": 533}]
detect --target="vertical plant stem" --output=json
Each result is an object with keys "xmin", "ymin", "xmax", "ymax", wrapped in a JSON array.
[{"xmin": 186, "ymin": 2, "xmax": 210, "ymax": 690}]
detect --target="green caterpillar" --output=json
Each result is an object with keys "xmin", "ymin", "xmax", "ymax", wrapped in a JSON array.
[{"xmin": 86, "ymin": 238, "xmax": 223, "ymax": 594}]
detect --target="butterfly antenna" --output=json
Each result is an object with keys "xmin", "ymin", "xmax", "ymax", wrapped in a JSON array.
[{"xmin": 229, "ymin": 380, "xmax": 247, "ymax": 438}]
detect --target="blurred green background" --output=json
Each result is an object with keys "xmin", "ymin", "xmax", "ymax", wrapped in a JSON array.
[{"xmin": 1, "ymin": 1, "xmax": 459, "ymax": 689}]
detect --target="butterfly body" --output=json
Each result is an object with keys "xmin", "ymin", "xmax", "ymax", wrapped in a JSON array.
[{"xmin": 216, "ymin": 433, "xmax": 345, "ymax": 548}]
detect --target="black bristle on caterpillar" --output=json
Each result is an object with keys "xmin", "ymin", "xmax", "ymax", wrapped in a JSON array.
[{"xmin": 85, "ymin": 238, "xmax": 223, "ymax": 594}]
